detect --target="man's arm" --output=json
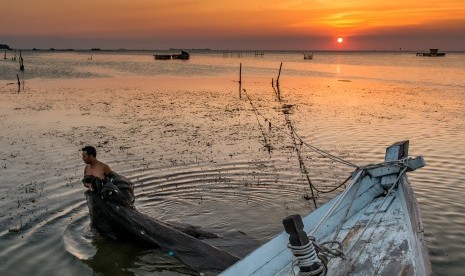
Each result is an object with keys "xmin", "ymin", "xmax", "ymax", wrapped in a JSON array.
[
  {"xmin": 83, "ymin": 165, "xmax": 93, "ymax": 190},
  {"xmin": 103, "ymin": 163, "xmax": 112, "ymax": 175}
]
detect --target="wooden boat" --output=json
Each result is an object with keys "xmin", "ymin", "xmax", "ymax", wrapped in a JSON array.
[
  {"xmin": 304, "ymin": 52, "xmax": 314, "ymax": 60},
  {"xmin": 221, "ymin": 141, "xmax": 431, "ymax": 276},
  {"xmin": 416, "ymin": 49, "xmax": 446, "ymax": 57},
  {"xmin": 153, "ymin": 54, "xmax": 172, "ymax": 60},
  {"xmin": 172, "ymin": 50, "xmax": 190, "ymax": 60},
  {"xmin": 153, "ymin": 50, "xmax": 190, "ymax": 60}
]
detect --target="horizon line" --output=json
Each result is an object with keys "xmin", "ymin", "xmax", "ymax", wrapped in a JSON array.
[{"xmin": 1, "ymin": 47, "xmax": 463, "ymax": 52}]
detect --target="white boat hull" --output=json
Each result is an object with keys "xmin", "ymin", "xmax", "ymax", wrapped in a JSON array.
[{"xmin": 221, "ymin": 141, "xmax": 431, "ymax": 276}]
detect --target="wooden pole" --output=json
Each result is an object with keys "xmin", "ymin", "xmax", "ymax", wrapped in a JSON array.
[
  {"xmin": 239, "ymin": 63, "xmax": 242, "ymax": 85},
  {"xmin": 276, "ymin": 62, "xmax": 283, "ymax": 86},
  {"xmin": 19, "ymin": 50, "xmax": 24, "ymax": 71},
  {"xmin": 16, "ymin": 74, "xmax": 20, "ymax": 93},
  {"xmin": 239, "ymin": 63, "xmax": 242, "ymax": 99}
]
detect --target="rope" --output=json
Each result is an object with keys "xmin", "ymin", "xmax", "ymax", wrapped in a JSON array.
[
  {"xmin": 272, "ymin": 87, "xmax": 318, "ymax": 208},
  {"xmin": 288, "ymin": 242, "xmax": 320, "ymax": 267},
  {"xmin": 331, "ymin": 174, "xmax": 361, "ymax": 242},
  {"xmin": 312, "ymin": 174, "xmax": 351, "ymax": 194},
  {"xmin": 288, "ymin": 239, "xmax": 327, "ymax": 276},
  {"xmin": 243, "ymin": 89, "xmax": 359, "ymax": 208},
  {"xmin": 244, "ymin": 91, "xmax": 272, "ymax": 153},
  {"xmin": 315, "ymin": 240, "xmax": 346, "ymax": 259},
  {"xmin": 242, "ymin": 90, "xmax": 359, "ymax": 168},
  {"xmin": 288, "ymin": 236, "xmax": 347, "ymax": 276},
  {"xmin": 292, "ymin": 130, "xmax": 359, "ymax": 168},
  {"xmin": 310, "ymin": 170, "xmax": 364, "ymax": 236}
]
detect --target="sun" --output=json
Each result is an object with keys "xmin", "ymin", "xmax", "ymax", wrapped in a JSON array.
[{"xmin": 337, "ymin": 37, "xmax": 344, "ymax": 43}]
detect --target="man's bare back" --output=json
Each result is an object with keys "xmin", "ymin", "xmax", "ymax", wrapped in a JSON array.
[{"xmin": 84, "ymin": 161, "xmax": 111, "ymax": 179}]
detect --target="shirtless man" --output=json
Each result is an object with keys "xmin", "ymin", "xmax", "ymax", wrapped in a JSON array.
[{"xmin": 82, "ymin": 146, "xmax": 112, "ymax": 191}]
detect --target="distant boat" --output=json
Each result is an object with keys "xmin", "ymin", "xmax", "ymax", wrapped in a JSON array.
[
  {"xmin": 303, "ymin": 52, "xmax": 313, "ymax": 60},
  {"xmin": 153, "ymin": 50, "xmax": 190, "ymax": 60},
  {"xmin": 153, "ymin": 54, "xmax": 172, "ymax": 60},
  {"xmin": 416, "ymin": 48, "xmax": 445, "ymax": 57},
  {"xmin": 172, "ymin": 50, "xmax": 190, "ymax": 60},
  {"xmin": 221, "ymin": 140, "xmax": 431, "ymax": 276}
]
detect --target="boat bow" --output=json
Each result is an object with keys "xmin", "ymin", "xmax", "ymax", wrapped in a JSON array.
[{"xmin": 221, "ymin": 141, "xmax": 431, "ymax": 276}]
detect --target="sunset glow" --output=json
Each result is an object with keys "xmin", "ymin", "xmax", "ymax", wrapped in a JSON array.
[
  {"xmin": 337, "ymin": 37, "xmax": 344, "ymax": 44},
  {"xmin": 1, "ymin": 0, "xmax": 465, "ymax": 50}
]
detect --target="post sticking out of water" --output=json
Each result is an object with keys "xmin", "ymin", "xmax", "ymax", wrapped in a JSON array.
[
  {"xmin": 13, "ymin": 50, "xmax": 17, "ymax": 61},
  {"xmin": 239, "ymin": 63, "xmax": 242, "ymax": 99},
  {"xmin": 3, "ymin": 50, "xmax": 6, "ymax": 59},
  {"xmin": 239, "ymin": 63, "xmax": 242, "ymax": 85},
  {"xmin": 19, "ymin": 50, "xmax": 24, "ymax": 71},
  {"xmin": 16, "ymin": 74, "xmax": 21, "ymax": 93},
  {"xmin": 276, "ymin": 62, "xmax": 283, "ymax": 86}
]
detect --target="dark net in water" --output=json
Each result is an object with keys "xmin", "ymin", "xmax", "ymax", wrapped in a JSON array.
[{"xmin": 85, "ymin": 172, "xmax": 239, "ymax": 275}]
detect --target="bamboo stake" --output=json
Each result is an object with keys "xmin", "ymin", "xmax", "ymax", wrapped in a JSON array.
[
  {"xmin": 276, "ymin": 62, "xmax": 282, "ymax": 86},
  {"xmin": 239, "ymin": 63, "xmax": 242, "ymax": 99},
  {"xmin": 239, "ymin": 63, "xmax": 242, "ymax": 85},
  {"xmin": 19, "ymin": 50, "xmax": 24, "ymax": 71},
  {"xmin": 16, "ymin": 74, "xmax": 20, "ymax": 93}
]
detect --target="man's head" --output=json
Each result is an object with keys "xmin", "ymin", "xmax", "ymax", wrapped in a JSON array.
[{"xmin": 82, "ymin": 146, "xmax": 97, "ymax": 164}]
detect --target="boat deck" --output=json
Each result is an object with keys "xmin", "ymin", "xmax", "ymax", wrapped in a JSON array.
[{"xmin": 324, "ymin": 188, "xmax": 418, "ymax": 275}]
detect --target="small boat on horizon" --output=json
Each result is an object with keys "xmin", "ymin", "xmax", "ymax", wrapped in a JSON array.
[
  {"xmin": 303, "ymin": 52, "xmax": 313, "ymax": 60},
  {"xmin": 154, "ymin": 50, "xmax": 190, "ymax": 60},
  {"xmin": 416, "ymin": 48, "xmax": 445, "ymax": 57},
  {"xmin": 221, "ymin": 140, "xmax": 431, "ymax": 276}
]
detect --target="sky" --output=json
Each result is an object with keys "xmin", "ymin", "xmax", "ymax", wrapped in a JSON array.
[{"xmin": 1, "ymin": 0, "xmax": 465, "ymax": 51}]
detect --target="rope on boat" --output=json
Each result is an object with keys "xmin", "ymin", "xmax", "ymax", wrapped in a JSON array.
[
  {"xmin": 309, "ymin": 170, "xmax": 364, "ymax": 236},
  {"xmin": 314, "ymin": 240, "xmax": 345, "ymax": 259},
  {"xmin": 331, "ymin": 174, "xmax": 362, "ymax": 242},
  {"xmin": 288, "ymin": 239, "xmax": 326, "ymax": 276},
  {"xmin": 288, "ymin": 240, "xmax": 321, "ymax": 267},
  {"xmin": 292, "ymin": 130, "xmax": 358, "ymax": 169},
  {"xmin": 288, "ymin": 236, "xmax": 346, "ymax": 276}
]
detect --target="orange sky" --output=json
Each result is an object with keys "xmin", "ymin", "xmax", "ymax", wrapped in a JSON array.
[{"xmin": 1, "ymin": 0, "xmax": 465, "ymax": 50}]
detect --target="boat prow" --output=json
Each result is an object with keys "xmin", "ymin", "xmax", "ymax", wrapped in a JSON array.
[{"xmin": 221, "ymin": 141, "xmax": 431, "ymax": 276}]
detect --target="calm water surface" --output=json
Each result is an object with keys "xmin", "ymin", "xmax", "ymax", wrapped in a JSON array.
[{"xmin": 0, "ymin": 50, "xmax": 464, "ymax": 275}]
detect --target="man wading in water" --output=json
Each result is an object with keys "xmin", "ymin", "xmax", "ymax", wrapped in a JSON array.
[
  {"xmin": 80, "ymin": 147, "xmax": 237, "ymax": 273},
  {"xmin": 81, "ymin": 146, "xmax": 112, "ymax": 191}
]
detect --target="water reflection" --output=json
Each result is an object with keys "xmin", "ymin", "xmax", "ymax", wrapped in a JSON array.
[
  {"xmin": 82, "ymin": 239, "xmax": 196, "ymax": 276},
  {"xmin": 1, "ymin": 52, "xmax": 465, "ymax": 275}
]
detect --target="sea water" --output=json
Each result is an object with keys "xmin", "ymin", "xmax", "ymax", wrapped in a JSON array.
[{"xmin": 0, "ymin": 50, "xmax": 464, "ymax": 275}]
